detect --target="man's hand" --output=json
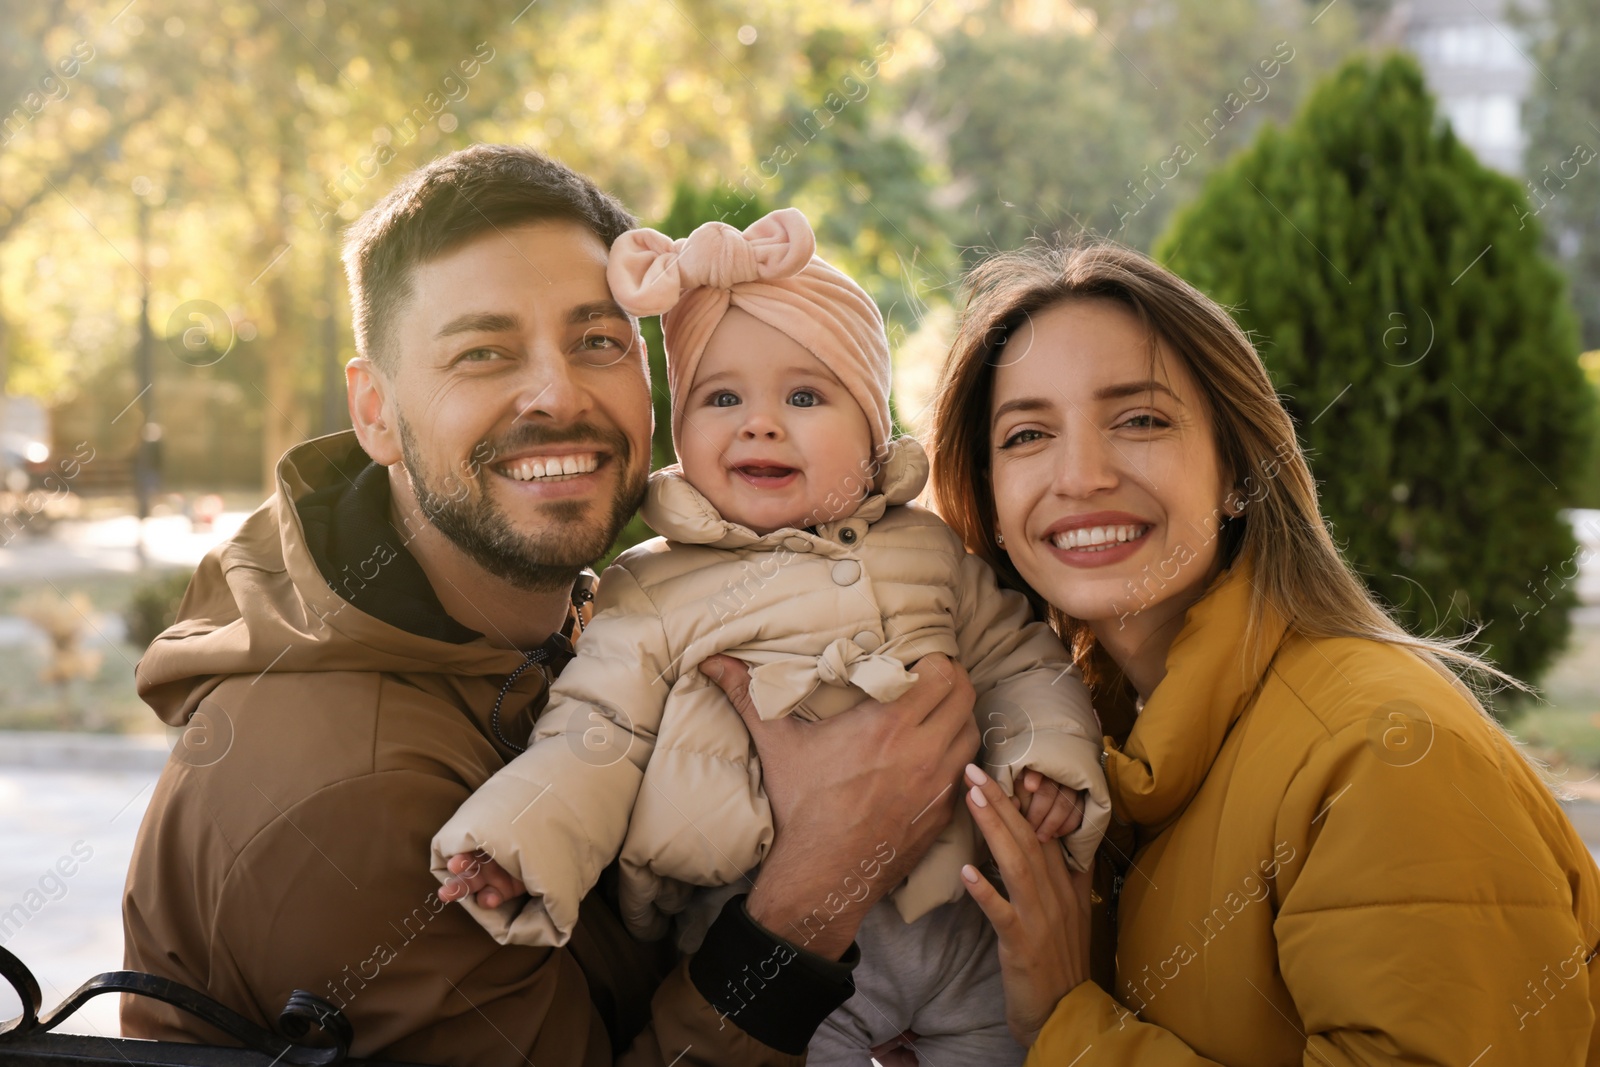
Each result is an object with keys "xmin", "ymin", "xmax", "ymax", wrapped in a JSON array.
[
  {"xmin": 439, "ymin": 850, "xmax": 526, "ymax": 909},
  {"xmin": 700, "ymin": 652, "xmax": 979, "ymax": 960}
]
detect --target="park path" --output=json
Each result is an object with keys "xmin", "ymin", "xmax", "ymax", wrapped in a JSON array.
[
  {"xmin": 0, "ymin": 736, "xmax": 165, "ymax": 1037},
  {"xmin": 0, "ymin": 511, "xmax": 249, "ymax": 581}
]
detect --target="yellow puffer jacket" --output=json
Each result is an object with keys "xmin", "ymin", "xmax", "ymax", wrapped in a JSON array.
[{"xmin": 1030, "ymin": 559, "xmax": 1600, "ymax": 1065}]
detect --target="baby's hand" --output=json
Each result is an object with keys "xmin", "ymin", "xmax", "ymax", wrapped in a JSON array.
[
  {"xmin": 439, "ymin": 850, "xmax": 526, "ymax": 909},
  {"xmin": 1016, "ymin": 769, "xmax": 1086, "ymax": 843}
]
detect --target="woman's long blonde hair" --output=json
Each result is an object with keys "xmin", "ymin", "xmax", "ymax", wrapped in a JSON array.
[{"xmin": 928, "ymin": 240, "xmax": 1523, "ymax": 715}]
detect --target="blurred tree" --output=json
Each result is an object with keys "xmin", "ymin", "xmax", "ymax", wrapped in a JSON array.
[
  {"xmin": 1521, "ymin": 0, "xmax": 1600, "ymax": 505},
  {"xmin": 6, "ymin": 0, "xmax": 936, "ymax": 491},
  {"xmin": 907, "ymin": 3, "xmax": 1154, "ymax": 254},
  {"xmin": 1159, "ymin": 53, "xmax": 1597, "ymax": 703},
  {"xmin": 1521, "ymin": 0, "xmax": 1600, "ymax": 350},
  {"xmin": 0, "ymin": 0, "xmax": 172, "ymax": 437},
  {"xmin": 756, "ymin": 22, "xmax": 955, "ymax": 337},
  {"xmin": 908, "ymin": 0, "xmax": 1359, "ymax": 258}
]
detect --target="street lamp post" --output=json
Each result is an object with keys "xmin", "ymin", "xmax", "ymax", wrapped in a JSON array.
[{"xmin": 132, "ymin": 190, "xmax": 161, "ymax": 567}]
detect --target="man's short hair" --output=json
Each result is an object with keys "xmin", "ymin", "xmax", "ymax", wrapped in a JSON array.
[{"xmin": 343, "ymin": 144, "xmax": 637, "ymax": 371}]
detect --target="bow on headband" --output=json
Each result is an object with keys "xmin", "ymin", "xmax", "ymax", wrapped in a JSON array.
[
  {"xmin": 607, "ymin": 207, "xmax": 817, "ymax": 317},
  {"xmin": 605, "ymin": 205, "xmax": 895, "ymax": 463}
]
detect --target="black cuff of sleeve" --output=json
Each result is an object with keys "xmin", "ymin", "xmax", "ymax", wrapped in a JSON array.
[{"xmin": 687, "ymin": 894, "xmax": 860, "ymax": 1056}]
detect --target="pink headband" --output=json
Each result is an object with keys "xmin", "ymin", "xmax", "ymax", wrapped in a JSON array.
[{"xmin": 606, "ymin": 207, "xmax": 892, "ymax": 459}]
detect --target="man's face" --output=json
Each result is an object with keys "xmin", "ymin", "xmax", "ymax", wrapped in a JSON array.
[{"xmin": 381, "ymin": 219, "xmax": 653, "ymax": 590}]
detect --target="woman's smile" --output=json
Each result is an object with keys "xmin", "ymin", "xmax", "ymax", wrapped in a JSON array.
[{"xmin": 1041, "ymin": 512, "xmax": 1155, "ymax": 568}]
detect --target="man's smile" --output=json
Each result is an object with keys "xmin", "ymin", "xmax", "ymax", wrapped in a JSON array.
[{"xmin": 497, "ymin": 452, "xmax": 604, "ymax": 482}]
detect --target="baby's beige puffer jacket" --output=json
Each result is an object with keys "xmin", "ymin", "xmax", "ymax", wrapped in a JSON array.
[{"xmin": 432, "ymin": 437, "xmax": 1110, "ymax": 948}]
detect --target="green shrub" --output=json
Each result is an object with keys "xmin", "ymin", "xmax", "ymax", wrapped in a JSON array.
[
  {"xmin": 1158, "ymin": 54, "xmax": 1598, "ymax": 703},
  {"xmin": 124, "ymin": 568, "xmax": 195, "ymax": 650}
]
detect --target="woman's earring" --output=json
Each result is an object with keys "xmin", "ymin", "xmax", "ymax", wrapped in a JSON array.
[{"xmin": 996, "ymin": 533, "xmax": 1005, "ymax": 547}]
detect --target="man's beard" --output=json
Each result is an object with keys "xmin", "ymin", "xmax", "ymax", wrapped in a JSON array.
[{"xmin": 397, "ymin": 414, "xmax": 647, "ymax": 594}]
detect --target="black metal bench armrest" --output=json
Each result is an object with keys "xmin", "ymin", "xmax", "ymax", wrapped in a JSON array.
[{"xmin": 0, "ymin": 946, "xmax": 357, "ymax": 1067}]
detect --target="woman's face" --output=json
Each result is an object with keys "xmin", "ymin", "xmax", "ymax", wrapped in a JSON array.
[{"xmin": 988, "ymin": 299, "xmax": 1236, "ymax": 633}]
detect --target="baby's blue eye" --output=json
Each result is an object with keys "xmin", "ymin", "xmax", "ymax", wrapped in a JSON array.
[
  {"xmin": 710, "ymin": 391, "xmax": 739, "ymax": 407},
  {"xmin": 789, "ymin": 389, "xmax": 819, "ymax": 408}
]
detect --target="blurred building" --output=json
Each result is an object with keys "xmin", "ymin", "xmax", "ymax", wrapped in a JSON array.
[{"xmin": 1378, "ymin": 0, "xmax": 1543, "ymax": 174}]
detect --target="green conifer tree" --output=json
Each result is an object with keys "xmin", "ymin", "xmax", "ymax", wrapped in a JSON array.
[{"xmin": 1157, "ymin": 54, "xmax": 1596, "ymax": 701}]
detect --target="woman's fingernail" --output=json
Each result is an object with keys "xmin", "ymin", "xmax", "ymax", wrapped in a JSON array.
[
  {"xmin": 965, "ymin": 763, "xmax": 988, "ymax": 785},
  {"xmin": 961, "ymin": 864, "xmax": 980, "ymax": 884},
  {"xmin": 703, "ymin": 659, "xmax": 723, "ymax": 681},
  {"xmin": 969, "ymin": 785, "xmax": 988, "ymax": 808}
]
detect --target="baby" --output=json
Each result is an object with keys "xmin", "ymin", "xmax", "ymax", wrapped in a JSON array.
[{"xmin": 432, "ymin": 208, "xmax": 1110, "ymax": 1065}]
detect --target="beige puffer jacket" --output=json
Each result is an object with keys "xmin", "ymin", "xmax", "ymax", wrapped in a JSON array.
[{"xmin": 432, "ymin": 438, "xmax": 1109, "ymax": 948}]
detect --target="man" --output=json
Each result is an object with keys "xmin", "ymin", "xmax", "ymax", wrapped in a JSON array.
[{"xmin": 121, "ymin": 144, "xmax": 979, "ymax": 1066}]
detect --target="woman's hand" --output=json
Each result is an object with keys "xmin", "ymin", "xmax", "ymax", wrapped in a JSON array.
[{"xmin": 961, "ymin": 763, "xmax": 1093, "ymax": 1048}]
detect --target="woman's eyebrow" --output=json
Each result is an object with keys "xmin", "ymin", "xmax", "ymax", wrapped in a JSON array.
[
  {"xmin": 1094, "ymin": 379, "xmax": 1182, "ymax": 403},
  {"xmin": 992, "ymin": 396, "xmax": 1054, "ymax": 421}
]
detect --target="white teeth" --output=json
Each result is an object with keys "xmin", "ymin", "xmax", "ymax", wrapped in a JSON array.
[
  {"xmin": 1051, "ymin": 524, "xmax": 1149, "ymax": 551},
  {"xmin": 502, "ymin": 453, "xmax": 600, "ymax": 481}
]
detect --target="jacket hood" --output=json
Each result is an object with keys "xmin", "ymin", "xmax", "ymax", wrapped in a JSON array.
[
  {"xmin": 639, "ymin": 434, "xmax": 930, "ymax": 548},
  {"xmin": 135, "ymin": 432, "xmax": 535, "ymax": 727},
  {"xmin": 1102, "ymin": 557, "xmax": 1290, "ymax": 831}
]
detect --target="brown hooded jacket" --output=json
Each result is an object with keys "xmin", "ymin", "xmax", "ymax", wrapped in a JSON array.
[{"xmin": 120, "ymin": 432, "xmax": 853, "ymax": 1066}]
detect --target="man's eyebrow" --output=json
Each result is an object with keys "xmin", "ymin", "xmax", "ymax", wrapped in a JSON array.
[
  {"xmin": 436, "ymin": 311, "xmax": 521, "ymax": 339},
  {"xmin": 569, "ymin": 300, "xmax": 631, "ymax": 326},
  {"xmin": 1093, "ymin": 379, "xmax": 1182, "ymax": 403}
]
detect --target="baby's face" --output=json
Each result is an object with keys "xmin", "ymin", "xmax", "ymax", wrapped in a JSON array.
[{"xmin": 678, "ymin": 307, "xmax": 874, "ymax": 535}]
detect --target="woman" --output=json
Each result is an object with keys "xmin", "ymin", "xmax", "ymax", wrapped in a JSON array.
[{"xmin": 927, "ymin": 241, "xmax": 1600, "ymax": 1063}]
